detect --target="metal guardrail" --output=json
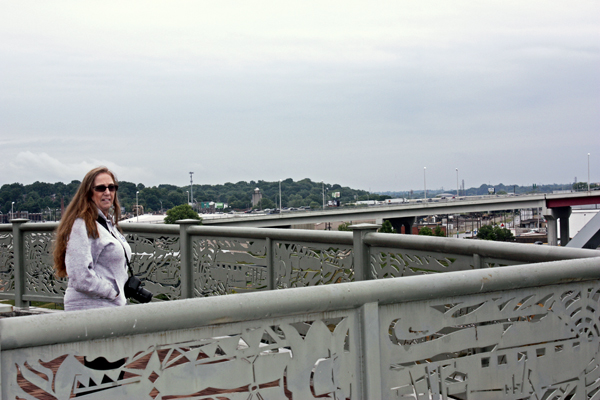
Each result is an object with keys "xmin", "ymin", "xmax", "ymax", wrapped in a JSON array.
[
  {"xmin": 3, "ymin": 220, "xmax": 600, "ymax": 398},
  {"xmin": 2, "ymin": 257, "xmax": 600, "ymax": 398},
  {"xmin": 2, "ymin": 219, "xmax": 600, "ymax": 307}
]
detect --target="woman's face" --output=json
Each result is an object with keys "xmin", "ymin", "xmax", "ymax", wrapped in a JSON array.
[{"xmin": 91, "ymin": 172, "xmax": 115, "ymax": 216}]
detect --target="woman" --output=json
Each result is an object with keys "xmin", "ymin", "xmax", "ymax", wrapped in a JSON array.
[{"xmin": 53, "ymin": 166, "xmax": 131, "ymax": 311}]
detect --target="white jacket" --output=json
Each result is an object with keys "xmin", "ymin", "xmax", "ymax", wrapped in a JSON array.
[{"xmin": 63, "ymin": 211, "xmax": 131, "ymax": 311}]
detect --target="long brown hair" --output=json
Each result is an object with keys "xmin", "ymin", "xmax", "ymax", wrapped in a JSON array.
[{"xmin": 53, "ymin": 166, "xmax": 122, "ymax": 278}]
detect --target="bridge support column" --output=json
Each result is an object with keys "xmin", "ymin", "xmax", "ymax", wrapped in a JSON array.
[
  {"xmin": 387, "ymin": 217, "xmax": 416, "ymax": 234},
  {"xmin": 543, "ymin": 206, "xmax": 571, "ymax": 246}
]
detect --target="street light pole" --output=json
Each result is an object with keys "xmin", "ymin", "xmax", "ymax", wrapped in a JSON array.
[
  {"xmin": 456, "ymin": 168, "xmax": 459, "ymax": 197},
  {"xmin": 11, "ymin": 201, "xmax": 15, "ymax": 221},
  {"xmin": 279, "ymin": 180, "xmax": 282, "ymax": 212},
  {"xmin": 136, "ymin": 191, "xmax": 139, "ymax": 223},
  {"xmin": 424, "ymin": 167, "xmax": 427, "ymax": 200},
  {"xmin": 588, "ymin": 153, "xmax": 591, "ymax": 192},
  {"xmin": 322, "ymin": 182, "xmax": 325, "ymax": 210},
  {"xmin": 189, "ymin": 172, "xmax": 194, "ymax": 209}
]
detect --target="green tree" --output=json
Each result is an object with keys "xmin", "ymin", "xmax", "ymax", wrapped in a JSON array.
[
  {"xmin": 379, "ymin": 220, "xmax": 396, "ymax": 233},
  {"xmin": 573, "ymin": 182, "xmax": 599, "ymax": 191},
  {"xmin": 338, "ymin": 222, "xmax": 352, "ymax": 231},
  {"xmin": 164, "ymin": 204, "xmax": 202, "ymax": 224},
  {"xmin": 433, "ymin": 225, "xmax": 445, "ymax": 237},
  {"xmin": 476, "ymin": 224, "xmax": 515, "ymax": 241},
  {"xmin": 255, "ymin": 197, "xmax": 275, "ymax": 210},
  {"xmin": 144, "ymin": 194, "xmax": 161, "ymax": 212},
  {"xmin": 476, "ymin": 225, "xmax": 495, "ymax": 240},
  {"xmin": 418, "ymin": 227, "xmax": 434, "ymax": 236},
  {"xmin": 494, "ymin": 226, "xmax": 515, "ymax": 242}
]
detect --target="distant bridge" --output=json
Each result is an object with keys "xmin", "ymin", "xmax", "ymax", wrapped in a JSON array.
[{"xmin": 204, "ymin": 191, "xmax": 600, "ymax": 247}]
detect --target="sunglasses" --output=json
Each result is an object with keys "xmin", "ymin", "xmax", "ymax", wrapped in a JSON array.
[{"xmin": 93, "ymin": 184, "xmax": 119, "ymax": 193}]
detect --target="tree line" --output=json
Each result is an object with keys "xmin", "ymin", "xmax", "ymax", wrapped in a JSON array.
[
  {"xmin": 1, "ymin": 178, "xmax": 595, "ymax": 217},
  {"xmin": 0, "ymin": 178, "xmax": 388, "ymax": 216}
]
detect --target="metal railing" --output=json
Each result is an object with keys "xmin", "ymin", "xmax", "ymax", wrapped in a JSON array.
[
  {"xmin": 2, "ymin": 256, "xmax": 600, "ymax": 398},
  {"xmin": 2, "ymin": 219, "xmax": 600, "ymax": 307},
  {"xmin": 2, "ymin": 219, "xmax": 600, "ymax": 398}
]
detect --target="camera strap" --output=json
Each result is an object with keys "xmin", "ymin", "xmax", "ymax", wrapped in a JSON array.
[{"xmin": 96, "ymin": 216, "xmax": 134, "ymax": 277}]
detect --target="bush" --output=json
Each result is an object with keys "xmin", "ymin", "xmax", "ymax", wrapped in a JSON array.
[
  {"xmin": 338, "ymin": 222, "xmax": 352, "ymax": 231},
  {"xmin": 379, "ymin": 220, "xmax": 397, "ymax": 233},
  {"xmin": 476, "ymin": 224, "xmax": 515, "ymax": 241},
  {"xmin": 418, "ymin": 227, "xmax": 433, "ymax": 236},
  {"xmin": 164, "ymin": 204, "xmax": 202, "ymax": 224}
]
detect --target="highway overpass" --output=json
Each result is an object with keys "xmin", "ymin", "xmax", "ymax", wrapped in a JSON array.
[{"xmin": 202, "ymin": 191, "xmax": 600, "ymax": 247}]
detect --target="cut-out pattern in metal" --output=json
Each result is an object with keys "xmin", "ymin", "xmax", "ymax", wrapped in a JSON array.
[
  {"xmin": 370, "ymin": 247, "xmax": 475, "ymax": 279},
  {"xmin": 24, "ymin": 232, "xmax": 67, "ymax": 297},
  {"xmin": 8, "ymin": 312, "xmax": 357, "ymax": 399},
  {"xmin": 193, "ymin": 237, "xmax": 268, "ymax": 296},
  {"xmin": 370, "ymin": 247, "xmax": 519, "ymax": 279},
  {"xmin": 126, "ymin": 233, "xmax": 181, "ymax": 301},
  {"xmin": 380, "ymin": 281, "xmax": 600, "ymax": 399},
  {"xmin": 0, "ymin": 232, "xmax": 14, "ymax": 294},
  {"xmin": 273, "ymin": 242, "xmax": 354, "ymax": 288}
]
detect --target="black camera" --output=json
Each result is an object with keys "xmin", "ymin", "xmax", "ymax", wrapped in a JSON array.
[{"xmin": 124, "ymin": 276, "xmax": 153, "ymax": 303}]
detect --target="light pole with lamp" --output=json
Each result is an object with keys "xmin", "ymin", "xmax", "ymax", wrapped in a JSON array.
[
  {"xmin": 279, "ymin": 180, "xmax": 282, "ymax": 212},
  {"xmin": 456, "ymin": 168, "xmax": 459, "ymax": 197},
  {"xmin": 322, "ymin": 182, "xmax": 325, "ymax": 210},
  {"xmin": 424, "ymin": 167, "xmax": 427, "ymax": 200},
  {"xmin": 588, "ymin": 153, "xmax": 591, "ymax": 192},
  {"xmin": 189, "ymin": 172, "xmax": 194, "ymax": 210},
  {"xmin": 136, "ymin": 191, "xmax": 139, "ymax": 223},
  {"xmin": 11, "ymin": 201, "xmax": 15, "ymax": 221}
]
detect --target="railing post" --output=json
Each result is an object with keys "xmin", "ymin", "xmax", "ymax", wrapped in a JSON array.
[
  {"xmin": 350, "ymin": 224, "xmax": 380, "ymax": 281},
  {"xmin": 178, "ymin": 219, "xmax": 201, "ymax": 299},
  {"xmin": 12, "ymin": 219, "xmax": 30, "ymax": 309},
  {"xmin": 473, "ymin": 253, "xmax": 483, "ymax": 269},
  {"xmin": 360, "ymin": 301, "xmax": 382, "ymax": 399},
  {"xmin": 266, "ymin": 237, "xmax": 275, "ymax": 291}
]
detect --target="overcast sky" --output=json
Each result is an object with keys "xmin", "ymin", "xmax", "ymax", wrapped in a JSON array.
[{"xmin": 1, "ymin": 1, "xmax": 598, "ymax": 193}]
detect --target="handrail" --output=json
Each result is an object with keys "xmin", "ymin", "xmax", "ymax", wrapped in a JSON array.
[
  {"xmin": 185, "ymin": 224, "xmax": 353, "ymax": 245},
  {"xmin": 364, "ymin": 231, "xmax": 600, "ymax": 262}
]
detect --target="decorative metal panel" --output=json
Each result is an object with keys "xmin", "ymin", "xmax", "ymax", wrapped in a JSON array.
[
  {"xmin": 4, "ymin": 311, "xmax": 358, "ymax": 399},
  {"xmin": 192, "ymin": 237, "xmax": 268, "ymax": 296},
  {"xmin": 273, "ymin": 241, "xmax": 354, "ymax": 288},
  {"xmin": 370, "ymin": 247, "xmax": 476, "ymax": 279},
  {"xmin": 379, "ymin": 280, "xmax": 600, "ymax": 399},
  {"xmin": 127, "ymin": 233, "xmax": 181, "ymax": 301},
  {"xmin": 0, "ymin": 231, "xmax": 14, "ymax": 294},
  {"xmin": 369, "ymin": 247, "xmax": 521, "ymax": 279},
  {"xmin": 24, "ymin": 232, "xmax": 67, "ymax": 297}
]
